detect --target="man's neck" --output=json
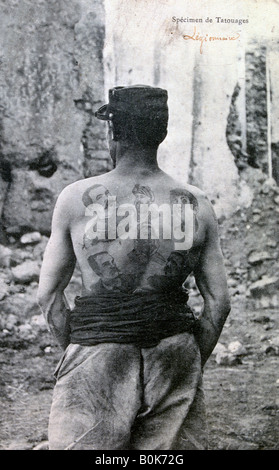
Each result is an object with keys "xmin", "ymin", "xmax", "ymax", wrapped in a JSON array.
[{"xmin": 114, "ymin": 144, "xmax": 160, "ymax": 175}]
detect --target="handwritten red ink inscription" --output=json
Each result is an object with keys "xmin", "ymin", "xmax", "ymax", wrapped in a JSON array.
[{"xmin": 183, "ymin": 26, "xmax": 240, "ymax": 54}]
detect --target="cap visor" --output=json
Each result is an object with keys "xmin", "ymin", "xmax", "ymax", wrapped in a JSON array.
[{"xmin": 94, "ymin": 104, "xmax": 110, "ymax": 120}]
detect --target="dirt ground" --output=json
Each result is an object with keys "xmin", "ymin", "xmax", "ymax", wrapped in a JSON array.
[{"xmin": 0, "ymin": 293, "xmax": 278, "ymax": 452}]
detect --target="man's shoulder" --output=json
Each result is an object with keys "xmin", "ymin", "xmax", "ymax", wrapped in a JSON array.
[
  {"xmin": 60, "ymin": 174, "xmax": 109, "ymax": 193},
  {"xmin": 51, "ymin": 177, "xmax": 103, "ymax": 226},
  {"xmin": 164, "ymin": 176, "xmax": 211, "ymax": 207},
  {"xmin": 56, "ymin": 175, "xmax": 110, "ymax": 206}
]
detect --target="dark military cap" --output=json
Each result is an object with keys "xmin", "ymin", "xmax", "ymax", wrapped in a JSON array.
[{"xmin": 95, "ymin": 85, "xmax": 168, "ymax": 122}]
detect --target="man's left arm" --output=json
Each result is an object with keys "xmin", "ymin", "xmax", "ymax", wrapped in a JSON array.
[
  {"xmin": 37, "ymin": 189, "xmax": 76, "ymax": 349},
  {"xmin": 193, "ymin": 200, "xmax": 231, "ymax": 367}
]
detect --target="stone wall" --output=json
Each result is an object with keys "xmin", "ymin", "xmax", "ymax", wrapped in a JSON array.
[
  {"xmin": 0, "ymin": 0, "xmax": 110, "ymax": 239},
  {"xmin": 245, "ymin": 41, "xmax": 268, "ymax": 171}
]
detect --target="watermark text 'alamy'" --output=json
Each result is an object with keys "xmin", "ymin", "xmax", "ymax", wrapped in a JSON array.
[{"xmin": 84, "ymin": 197, "xmax": 195, "ymax": 251}]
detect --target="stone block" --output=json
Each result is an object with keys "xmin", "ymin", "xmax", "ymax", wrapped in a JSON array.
[
  {"xmin": 250, "ymin": 277, "xmax": 279, "ymax": 297},
  {"xmin": 11, "ymin": 260, "xmax": 40, "ymax": 284},
  {"xmin": 2, "ymin": 168, "xmax": 79, "ymax": 235},
  {"xmin": 248, "ymin": 251, "xmax": 272, "ymax": 265}
]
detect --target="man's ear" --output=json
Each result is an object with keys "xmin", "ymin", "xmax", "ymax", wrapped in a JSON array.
[{"xmin": 108, "ymin": 119, "xmax": 116, "ymax": 141}]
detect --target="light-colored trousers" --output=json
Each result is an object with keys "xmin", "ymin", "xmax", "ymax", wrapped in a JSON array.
[{"xmin": 48, "ymin": 332, "xmax": 208, "ymax": 450}]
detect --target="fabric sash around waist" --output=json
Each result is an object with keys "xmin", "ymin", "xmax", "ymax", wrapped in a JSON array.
[{"xmin": 69, "ymin": 290, "xmax": 198, "ymax": 348}]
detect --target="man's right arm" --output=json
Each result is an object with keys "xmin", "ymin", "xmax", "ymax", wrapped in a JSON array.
[{"xmin": 37, "ymin": 187, "xmax": 76, "ymax": 349}]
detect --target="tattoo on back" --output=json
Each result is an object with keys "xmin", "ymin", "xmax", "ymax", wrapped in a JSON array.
[{"xmin": 81, "ymin": 182, "xmax": 200, "ymax": 293}]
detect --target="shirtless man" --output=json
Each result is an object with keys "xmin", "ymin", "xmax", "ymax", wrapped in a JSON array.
[{"xmin": 37, "ymin": 85, "xmax": 230, "ymax": 450}]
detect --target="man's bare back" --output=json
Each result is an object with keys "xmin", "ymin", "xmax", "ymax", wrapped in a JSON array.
[{"xmin": 55, "ymin": 168, "xmax": 209, "ymax": 296}]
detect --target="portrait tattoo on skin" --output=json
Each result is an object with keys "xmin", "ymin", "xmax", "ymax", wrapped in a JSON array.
[
  {"xmin": 132, "ymin": 184, "xmax": 155, "ymax": 213},
  {"xmin": 132, "ymin": 183, "xmax": 155, "ymax": 239},
  {"xmin": 87, "ymin": 251, "xmax": 135, "ymax": 293},
  {"xmin": 146, "ymin": 250, "xmax": 189, "ymax": 292},
  {"xmin": 142, "ymin": 189, "xmax": 199, "ymax": 292},
  {"xmin": 82, "ymin": 184, "xmax": 117, "ymax": 249},
  {"xmin": 82, "ymin": 184, "xmax": 111, "ymax": 209},
  {"xmin": 170, "ymin": 188, "xmax": 199, "ymax": 236},
  {"xmin": 127, "ymin": 184, "xmax": 165, "ymax": 270}
]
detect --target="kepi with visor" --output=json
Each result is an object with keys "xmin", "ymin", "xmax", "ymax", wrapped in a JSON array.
[{"xmin": 94, "ymin": 85, "xmax": 168, "ymax": 122}]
